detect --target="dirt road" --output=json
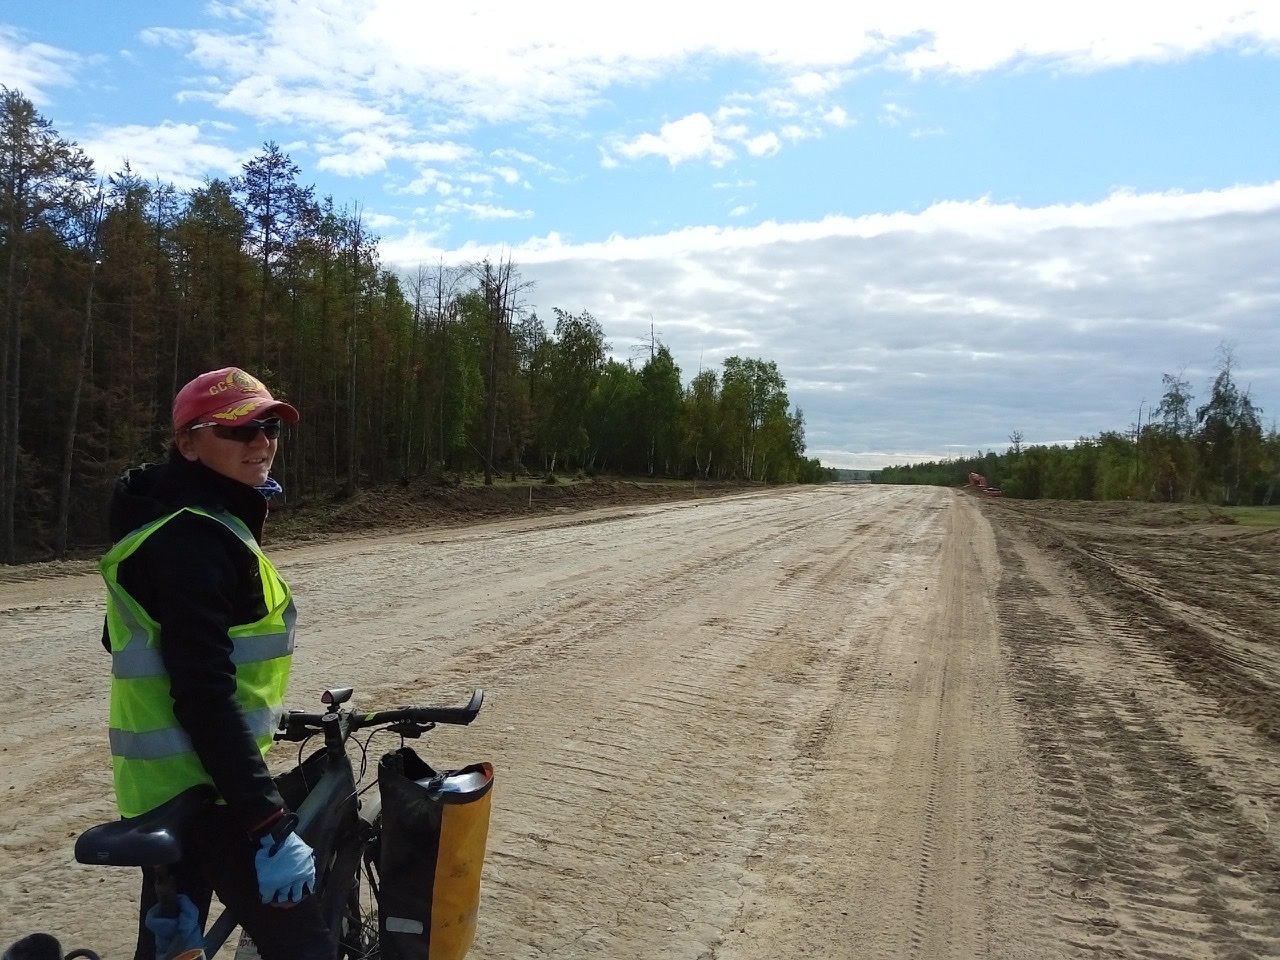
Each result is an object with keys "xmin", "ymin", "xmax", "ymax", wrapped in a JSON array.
[{"xmin": 1, "ymin": 485, "xmax": 1277, "ymax": 958}]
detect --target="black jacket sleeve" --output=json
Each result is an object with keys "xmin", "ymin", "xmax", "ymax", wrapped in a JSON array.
[{"xmin": 118, "ymin": 511, "xmax": 285, "ymax": 835}]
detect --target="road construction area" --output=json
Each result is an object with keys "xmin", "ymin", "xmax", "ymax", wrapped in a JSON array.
[{"xmin": 1, "ymin": 485, "xmax": 1277, "ymax": 958}]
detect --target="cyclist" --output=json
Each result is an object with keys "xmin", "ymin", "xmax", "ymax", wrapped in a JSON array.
[{"xmin": 100, "ymin": 367, "xmax": 332, "ymax": 960}]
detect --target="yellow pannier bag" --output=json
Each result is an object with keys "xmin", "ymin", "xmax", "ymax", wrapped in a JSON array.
[{"xmin": 377, "ymin": 748, "xmax": 494, "ymax": 960}]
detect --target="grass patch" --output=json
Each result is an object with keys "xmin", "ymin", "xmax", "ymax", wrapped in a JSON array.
[{"xmin": 1219, "ymin": 505, "xmax": 1280, "ymax": 528}]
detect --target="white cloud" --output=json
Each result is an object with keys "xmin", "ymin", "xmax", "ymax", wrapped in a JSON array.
[
  {"xmin": 788, "ymin": 70, "xmax": 846, "ymax": 96},
  {"xmin": 611, "ymin": 113, "xmax": 735, "ymax": 167},
  {"xmin": 463, "ymin": 203, "xmax": 532, "ymax": 220},
  {"xmin": 880, "ymin": 102, "xmax": 911, "ymax": 126},
  {"xmin": 431, "ymin": 200, "xmax": 533, "ymax": 221},
  {"xmin": 823, "ymin": 105, "xmax": 851, "ymax": 127},
  {"xmin": 217, "ymin": 75, "xmax": 389, "ymax": 130},
  {"xmin": 380, "ymin": 179, "xmax": 1280, "ymax": 467},
  {"xmin": 388, "ymin": 181, "xmax": 1280, "ymax": 265},
  {"xmin": 400, "ymin": 140, "xmax": 472, "ymax": 164},
  {"xmin": 491, "ymin": 148, "xmax": 559, "ymax": 177},
  {"xmin": 149, "ymin": 1, "xmax": 1280, "ymax": 136},
  {"xmin": 315, "ymin": 131, "xmax": 396, "ymax": 176},
  {"xmin": 716, "ymin": 105, "xmax": 752, "ymax": 122},
  {"xmin": 0, "ymin": 27, "xmax": 79, "ymax": 104},
  {"xmin": 611, "ymin": 109, "xmax": 814, "ymax": 168},
  {"xmin": 78, "ymin": 122, "xmax": 245, "ymax": 188},
  {"xmin": 779, "ymin": 124, "xmax": 815, "ymax": 142},
  {"xmin": 87, "ymin": 0, "xmax": 1275, "ymax": 209},
  {"xmin": 888, "ymin": 3, "xmax": 1280, "ymax": 75},
  {"xmin": 742, "ymin": 132, "xmax": 781, "ymax": 157},
  {"xmin": 397, "ymin": 168, "xmax": 447, "ymax": 195},
  {"xmin": 365, "ymin": 211, "xmax": 400, "ymax": 229},
  {"xmin": 12, "ymin": 2, "xmax": 1278, "ymax": 470}
]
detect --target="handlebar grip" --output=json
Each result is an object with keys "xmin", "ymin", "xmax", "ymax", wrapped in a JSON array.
[
  {"xmin": 277, "ymin": 689, "xmax": 484, "ymax": 737},
  {"xmin": 412, "ymin": 688, "xmax": 485, "ymax": 725}
]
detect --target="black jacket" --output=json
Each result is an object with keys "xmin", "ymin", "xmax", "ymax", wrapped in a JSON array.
[{"xmin": 105, "ymin": 453, "xmax": 286, "ymax": 834}]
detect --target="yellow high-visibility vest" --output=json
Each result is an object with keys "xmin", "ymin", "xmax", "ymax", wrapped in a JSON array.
[{"xmin": 101, "ymin": 506, "xmax": 295, "ymax": 818}]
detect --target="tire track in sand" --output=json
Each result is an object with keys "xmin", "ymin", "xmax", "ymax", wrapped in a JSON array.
[{"xmin": 993, "ymin": 519, "xmax": 1280, "ymax": 959}]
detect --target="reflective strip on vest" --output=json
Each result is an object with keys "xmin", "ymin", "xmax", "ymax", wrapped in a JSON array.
[
  {"xmin": 109, "ymin": 704, "xmax": 281, "ymax": 760},
  {"xmin": 101, "ymin": 505, "xmax": 295, "ymax": 817},
  {"xmin": 111, "ymin": 623, "xmax": 297, "ymax": 680}
]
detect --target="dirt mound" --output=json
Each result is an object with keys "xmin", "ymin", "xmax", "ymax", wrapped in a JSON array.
[
  {"xmin": 0, "ymin": 476, "xmax": 752, "ymax": 583},
  {"xmin": 254, "ymin": 475, "xmax": 746, "ymax": 543}
]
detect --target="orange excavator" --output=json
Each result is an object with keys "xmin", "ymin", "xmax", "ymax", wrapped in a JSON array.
[{"xmin": 967, "ymin": 472, "xmax": 1002, "ymax": 497}]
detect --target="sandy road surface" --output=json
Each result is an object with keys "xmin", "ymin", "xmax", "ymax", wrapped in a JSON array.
[{"xmin": 0, "ymin": 486, "xmax": 1277, "ymax": 958}]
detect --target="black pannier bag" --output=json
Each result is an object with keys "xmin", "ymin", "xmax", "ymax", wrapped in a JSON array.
[{"xmin": 377, "ymin": 747, "xmax": 494, "ymax": 960}]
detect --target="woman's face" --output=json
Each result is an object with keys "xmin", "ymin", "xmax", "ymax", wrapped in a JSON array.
[{"xmin": 176, "ymin": 422, "xmax": 278, "ymax": 487}]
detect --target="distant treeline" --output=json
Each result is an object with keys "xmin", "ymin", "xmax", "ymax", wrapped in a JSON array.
[
  {"xmin": 879, "ymin": 352, "xmax": 1278, "ymax": 505},
  {"xmin": 0, "ymin": 87, "xmax": 830, "ymax": 562}
]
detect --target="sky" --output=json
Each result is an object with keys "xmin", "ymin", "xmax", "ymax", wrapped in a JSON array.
[{"xmin": 3, "ymin": 2, "xmax": 1279, "ymax": 470}]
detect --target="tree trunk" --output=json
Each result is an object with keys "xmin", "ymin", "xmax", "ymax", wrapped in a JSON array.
[
  {"xmin": 345, "ymin": 211, "xmax": 362, "ymax": 493},
  {"xmin": 2, "ymin": 253, "xmax": 22, "ymax": 563},
  {"xmin": 55, "ymin": 256, "xmax": 98, "ymax": 558},
  {"xmin": 0, "ymin": 229, "xmax": 16, "ymax": 563}
]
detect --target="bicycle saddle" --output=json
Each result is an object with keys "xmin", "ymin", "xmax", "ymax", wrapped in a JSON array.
[{"xmin": 74, "ymin": 786, "xmax": 214, "ymax": 867}]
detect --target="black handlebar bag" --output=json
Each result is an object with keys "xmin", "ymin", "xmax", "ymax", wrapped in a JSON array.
[{"xmin": 377, "ymin": 747, "xmax": 494, "ymax": 960}]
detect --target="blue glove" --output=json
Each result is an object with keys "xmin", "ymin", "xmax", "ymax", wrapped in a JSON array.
[
  {"xmin": 145, "ymin": 893, "xmax": 204, "ymax": 959},
  {"xmin": 255, "ymin": 817, "xmax": 316, "ymax": 904}
]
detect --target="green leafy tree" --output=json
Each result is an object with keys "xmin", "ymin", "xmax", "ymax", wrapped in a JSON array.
[
  {"xmin": 721, "ymin": 357, "xmax": 789, "ymax": 480},
  {"xmin": 1259, "ymin": 423, "xmax": 1280, "ymax": 505},
  {"xmin": 543, "ymin": 309, "xmax": 606, "ymax": 472},
  {"xmin": 639, "ymin": 344, "xmax": 683, "ymax": 476},
  {"xmin": 1156, "ymin": 371, "xmax": 1195, "ymax": 437},
  {"xmin": 759, "ymin": 406, "xmax": 807, "ymax": 483},
  {"xmin": 681, "ymin": 369, "xmax": 721, "ymax": 479},
  {"xmin": 1005, "ymin": 445, "xmax": 1049, "ymax": 499},
  {"xmin": 500, "ymin": 308, "xmax": 544, "ymax": 478},
  {"xmin": 441, "ymin": 293, "xmax": 487, "ymax": 469},
  {"xmin": 1196, "ymin": 346, "xmax": 1264, "ymax": 504},
  {"xmin": 0, "ymin": 85, "xmax": 832, "ymax": 560},
  {"xmin": 584, "ymin": 359, "xmax": 644, "ymax": 472}
]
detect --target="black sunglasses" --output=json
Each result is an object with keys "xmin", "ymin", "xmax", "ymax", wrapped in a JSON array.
[{"xmin": 188, "ymin": 418, "xmax": 284, "ymax": 442}]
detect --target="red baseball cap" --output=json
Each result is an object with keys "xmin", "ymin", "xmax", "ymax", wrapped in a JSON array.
[{"xmin": 172, "ymin": 367, "xmax": 301, "ymax": 434}]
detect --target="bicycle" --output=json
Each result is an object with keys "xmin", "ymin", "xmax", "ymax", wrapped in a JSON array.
[{"xmin": 66, "ymin": 685, "xmax": 486, "ymax": 960}]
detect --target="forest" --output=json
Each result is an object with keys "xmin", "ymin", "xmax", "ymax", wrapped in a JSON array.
[
  {"xmin": 0, "ymin": 88, "xmax": 829, "ymax": 563},
  {"xmin": 879, "ymin": 353, "xmax": 1279, "ymax": 506}
]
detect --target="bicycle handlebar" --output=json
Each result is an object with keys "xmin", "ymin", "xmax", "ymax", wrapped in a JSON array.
[{"xmin": 276, "ymin": 688, "xmax": 484, "ymax": 741}]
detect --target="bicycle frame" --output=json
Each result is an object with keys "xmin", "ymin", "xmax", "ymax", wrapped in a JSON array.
[
  {"xmin": 72, "ymin": 687, "xmax": 483, "ymax": 960},
  {"xmin": 205, "ymin": 708, "xmax": 371, "ymax": 957}
]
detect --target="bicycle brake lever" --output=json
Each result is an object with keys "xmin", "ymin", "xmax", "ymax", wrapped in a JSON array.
[{"xmin": 274, "ymin": 724, "xmax": 312, "ymax": 742}]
